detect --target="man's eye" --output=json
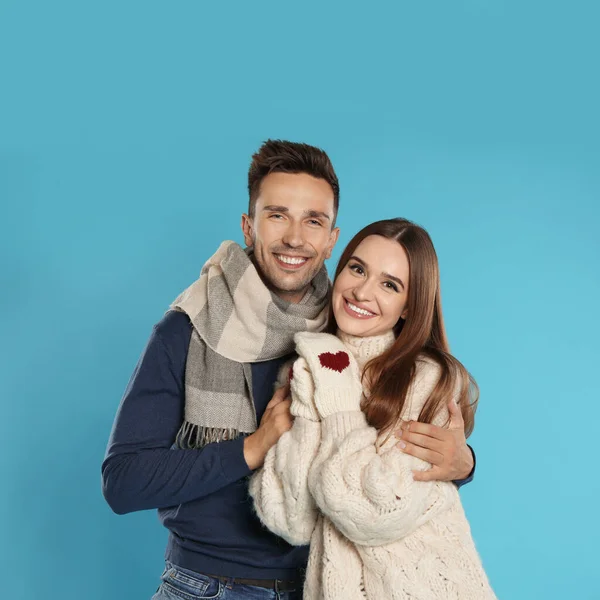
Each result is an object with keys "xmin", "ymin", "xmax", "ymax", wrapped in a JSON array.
[
  {"xmin": 270, "ymin": 214, "xmax": 284, "ymax": 219},
  {"xmin": 308, "ymin": 219, "xmax": 322, "ymax": 226}
]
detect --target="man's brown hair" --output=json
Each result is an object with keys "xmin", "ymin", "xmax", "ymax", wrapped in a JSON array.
[{"xmin": 247, "ymin": 139, "xmax": 340, "ymax": 225}]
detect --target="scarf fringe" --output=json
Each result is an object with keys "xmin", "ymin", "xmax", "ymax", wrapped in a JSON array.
[{"xmin": 175, "ymin": 421, "xmax": 242, "ymax": 449}]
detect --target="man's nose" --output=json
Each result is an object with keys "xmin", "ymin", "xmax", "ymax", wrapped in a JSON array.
[{"xmin": 282, "ymin": 221, "xmax": 305, "ymax": 248}]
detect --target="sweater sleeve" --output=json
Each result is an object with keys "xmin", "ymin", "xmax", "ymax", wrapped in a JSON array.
[
  {"xmin": 308, "ymin": 359, "xmax": 458, "ymax": 546},
  {"xmin": 249, "ymin": 359, "xmax": 322, "ymax": 546},
  {"xmin": 249, "ymin": 417, "xmax": 322, "ymax": 546},
  {"xmin": 101, "ymin": 312, "xmax": 251, "ymax": 515}
]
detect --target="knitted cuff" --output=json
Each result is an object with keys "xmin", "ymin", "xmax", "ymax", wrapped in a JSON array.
[
  {"xmin": 291, "ymin": 396, "xmax": 320, "ymax": 421},
  {"xmin": 288, "ymin": 416, "xmax": 322, "ymax": 440},
  {"xmin": 290, "ymin": 358, "xmax": 320, "ymax": 422},
  {"xmin": 321, "ymin": 411, "xmax": 369, "ymax": 439},
  {"xmin": 315, "ymin": 386, "xmax": 364, "ymax": 418}
]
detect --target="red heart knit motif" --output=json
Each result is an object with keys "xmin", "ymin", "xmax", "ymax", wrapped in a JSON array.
[{"xmin": 318, "ymin": 351, "xmax": 350, "ymax": 373}]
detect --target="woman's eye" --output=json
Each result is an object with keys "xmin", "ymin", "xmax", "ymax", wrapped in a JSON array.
[
  {"xmin": 383, "ymin": 281, "xmax": 399, "ymax": 292},
  {"xmin": 349, "ymin": 264, "xmax": 364, "ymax": 275}
]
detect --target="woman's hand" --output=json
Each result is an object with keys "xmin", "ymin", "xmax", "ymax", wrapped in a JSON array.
[{"xmin": 294, "ymin": 332, "xmax": 363, "ymax": 418}]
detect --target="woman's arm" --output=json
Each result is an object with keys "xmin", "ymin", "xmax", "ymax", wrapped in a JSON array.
[
  {"xmin": 249, "ymin": 358, "xmax": 321, "ymax": 546},
  {"xmin": 309, "ymin": 359, "xmax": 458, "ymax": 546}
]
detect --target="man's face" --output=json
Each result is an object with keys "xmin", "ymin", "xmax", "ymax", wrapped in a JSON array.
[{"xmin": 242, "ymin": 172, "xmax": 340, "ymax": 303}]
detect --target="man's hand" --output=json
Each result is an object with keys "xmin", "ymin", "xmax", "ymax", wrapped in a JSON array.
[
  {"xmin": 395, "ymin": 399, "xmax": 473, "ymax": 482},
  {"xmin": 243, "ymin": 386, "xmax": 293, "ymax": 470}
]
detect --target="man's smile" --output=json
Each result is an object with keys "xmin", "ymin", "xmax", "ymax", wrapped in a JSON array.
[{"xmin": 274, "ymin": 253, "xmax": 310, "ymax": 270}]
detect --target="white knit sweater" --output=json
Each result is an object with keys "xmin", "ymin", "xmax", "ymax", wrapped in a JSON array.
[{"xmin": 249, "ymin": 331, "xmax": 496, "ymax": 600}]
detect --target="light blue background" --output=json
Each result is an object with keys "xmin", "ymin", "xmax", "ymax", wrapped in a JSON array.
[{"xmin": 1, "ymin": 1, "xmax": 598, "ymax": 599}]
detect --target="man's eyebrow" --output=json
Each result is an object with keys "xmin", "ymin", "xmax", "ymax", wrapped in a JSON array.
[
  {"xmin": 305, "ymin": 210, "xmax": 331, "ymax": 221},
  {"xmin": 349, "ymin": 255, "xmax": 405, "ymax": 290},
  {"xmin": 262, "ymin": 205, "xmax": 290, "ymax": 213},
  {"xmin": 262, "ymin": 206, "xmax": 331, "ymax": 221}
]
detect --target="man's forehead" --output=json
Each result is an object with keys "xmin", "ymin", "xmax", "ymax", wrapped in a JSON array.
[
  {"xmin": 257, "ymin": 179, "xmax": 334, "ymax": 211},
  {"xmin": 261, "ymin": 172, "xmax": 333, "ymax": 195}
]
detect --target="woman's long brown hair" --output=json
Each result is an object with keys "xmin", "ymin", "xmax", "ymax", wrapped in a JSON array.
[{"xmin": 327, "ymin": 218, "xmax": 478, "ymax": 437}]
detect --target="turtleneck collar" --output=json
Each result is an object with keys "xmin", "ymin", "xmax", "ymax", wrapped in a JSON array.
[{"xmin": 337, "ymin": 329, "xmax": 396, "ymax": 372}]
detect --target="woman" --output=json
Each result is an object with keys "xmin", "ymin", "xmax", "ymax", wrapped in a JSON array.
[{"xmin": 249, "ymin": 218, "xmax": 496, "ymax": 599}]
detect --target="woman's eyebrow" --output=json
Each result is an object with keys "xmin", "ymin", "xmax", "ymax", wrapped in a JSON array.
[{"xmin": 350, "ymin": 255, "xmax": 405, "ymax": 290}]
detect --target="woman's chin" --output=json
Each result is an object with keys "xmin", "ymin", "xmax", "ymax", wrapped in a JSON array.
[{"xmin": 334, "ymin": 313, "xmax": 372, "ymax": 337}]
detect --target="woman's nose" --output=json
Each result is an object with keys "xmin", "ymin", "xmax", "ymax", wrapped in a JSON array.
[{"xmin": 352, "ymin": 281, "xmax": 373, "ymax": 302}]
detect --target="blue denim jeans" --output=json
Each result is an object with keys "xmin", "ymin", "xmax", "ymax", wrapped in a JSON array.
[{"xmin": 151, "ymin": 562, "xmax": 302, "ymax": 600}]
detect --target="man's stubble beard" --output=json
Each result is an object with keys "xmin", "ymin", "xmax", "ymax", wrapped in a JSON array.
[
  {"xmin": 251, "ymin": 244, "xmax": 323, "ymax": 297},
  {"xmin": 265, "ymin": 260, "xmax": 321, "ymax": 294}
]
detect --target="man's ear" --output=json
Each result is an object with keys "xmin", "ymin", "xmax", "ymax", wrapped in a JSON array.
[
  {"xmin": 325, "ymin": 226, "xmax": 340, "ymax": 259},
  {"xmin": 241, "ymin": 213, "xmax": 254, "ymax": 248}
]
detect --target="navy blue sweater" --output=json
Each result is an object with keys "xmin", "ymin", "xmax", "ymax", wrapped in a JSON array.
[{"xmin": 102, "ymin": 311, "xmax": 474, "ymax": 580}]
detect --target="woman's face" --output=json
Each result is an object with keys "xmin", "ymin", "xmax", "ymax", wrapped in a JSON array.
[{"xmin": 332, "ymin": 235, "xmax": 410, "ymax": 338}]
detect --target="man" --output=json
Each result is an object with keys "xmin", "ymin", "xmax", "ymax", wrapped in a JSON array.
[{"xmin": 102, "ymin": 140, "xmax": 475, "ymax": 600}]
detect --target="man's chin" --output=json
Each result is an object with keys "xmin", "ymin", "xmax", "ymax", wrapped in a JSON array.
[
  {"xmin": 266, "ymin": 269, "xmax": 315, "ymax": 296},
  {"xmin": 272, "ymin": 278, "xmax": 312, "ymax": 295}
]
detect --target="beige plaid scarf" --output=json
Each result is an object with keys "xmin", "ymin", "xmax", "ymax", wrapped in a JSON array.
[{"xmin": 170, "ymin": 241, "xmax": 330, "ymax": 448}]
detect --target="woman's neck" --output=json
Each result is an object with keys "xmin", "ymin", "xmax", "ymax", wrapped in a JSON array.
[{"xmin": 337, "ymin": 329, "xmax": 396, "ymax": 372}]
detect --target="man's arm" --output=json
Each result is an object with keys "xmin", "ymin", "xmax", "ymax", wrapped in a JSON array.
[
  {"xmin": 453, "ymin": 445, "xmax": 476, "ymax": 489},
  {"xmin": 396, "ymin": 399, "xmax": 476, "ymax": 487},
  {"xmin": 101, "ymin": 312, "xmax": 252, "ymax": 514}
]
